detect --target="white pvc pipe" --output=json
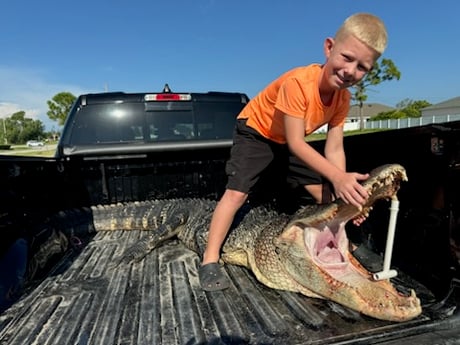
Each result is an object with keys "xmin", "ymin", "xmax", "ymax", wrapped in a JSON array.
[{"xmin": 373, "ymin": 198, "xmax": 399, "ymax": 281}]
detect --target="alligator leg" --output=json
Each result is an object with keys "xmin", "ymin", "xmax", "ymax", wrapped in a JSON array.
[{"xmin": 111, "ymin": 210, "xmax": 189, "ymax": 267}]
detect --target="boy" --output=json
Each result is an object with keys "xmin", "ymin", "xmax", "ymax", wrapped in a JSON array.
[{"xmin": 199, "ymin": 13, "xmax": 388, "ymax": 291}]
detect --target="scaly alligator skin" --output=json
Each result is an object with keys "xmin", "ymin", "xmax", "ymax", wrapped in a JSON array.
[{"xmin": 34, "ymin": 164, "xmax": 422, "ymax": 322}]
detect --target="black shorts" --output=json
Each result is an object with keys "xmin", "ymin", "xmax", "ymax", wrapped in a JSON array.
[{"xmin": 225, "ymin": 119, "xmax": 323, "ymax": 194}]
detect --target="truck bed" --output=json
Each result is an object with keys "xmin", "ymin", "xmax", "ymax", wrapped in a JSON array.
[
  {"xmin": 1, "ymin": 229, "xmax": 459, "ymax": 345},
  {"xmin": 2, "ymin": 122, "xmax": 460, "ymax": 344}
]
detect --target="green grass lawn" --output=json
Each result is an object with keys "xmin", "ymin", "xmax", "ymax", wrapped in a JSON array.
[
  {"xmin": 307, "ymin": 128, "xmax": 387, "ymax": 142},
  {"xmin": 0, "ymin": 144, "xmax": 57, "ymax": 157}
]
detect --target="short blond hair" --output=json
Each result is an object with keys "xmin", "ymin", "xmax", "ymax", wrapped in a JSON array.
[{"xmin": 335, "ymin": 13, "xmax": 388, "ymax": 56}]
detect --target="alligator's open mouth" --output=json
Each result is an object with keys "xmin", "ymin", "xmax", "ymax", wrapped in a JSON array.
[
  {"xmin": 305, "ymin": 223, "xmax": 350, "ymax": 278},
  {"xmin": 287, "ymin": 164, "xmax": 408, "ymax": 278},
  {"xmin": 301, "ymin": 164, "xmax": 407, "ymax": 273},
  {"xmin": 287, "ymin": 164, "xmax": 408, "ymax": 232},
  {"xmin": 307, "ymin": 164, "xmax": 408, "ymax": 277},
  {"xmin": 275, "ymin": 164, "xmax": 422, "ymax": 322}
]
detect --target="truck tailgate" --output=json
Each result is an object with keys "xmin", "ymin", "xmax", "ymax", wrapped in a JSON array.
[{"xmin": 1, "ymin": 230, "xmax": 458, "ymax": 345}]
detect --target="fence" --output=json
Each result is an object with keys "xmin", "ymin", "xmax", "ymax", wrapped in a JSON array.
[
  {"xmin": 364, "ymin": 114, "xmax": 460, "ymax": 131},
  {"xmin": 314, "ymin": 114, "xmax": 460, "ymax": 133}
]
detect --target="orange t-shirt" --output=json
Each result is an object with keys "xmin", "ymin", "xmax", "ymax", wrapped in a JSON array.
[{"xmin": 237, "ymin": 64, "xmax": 350, "ymax": 144}]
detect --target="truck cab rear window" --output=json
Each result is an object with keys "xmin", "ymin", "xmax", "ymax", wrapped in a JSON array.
[{"xmin": 68, "ymin": 100, "xmax": 244, "ymax": 145}]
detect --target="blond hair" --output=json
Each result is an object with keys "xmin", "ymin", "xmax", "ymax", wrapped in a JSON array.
[{"xmin": 335, "ymin": 13, "xmax": 388, "ymax": 56}]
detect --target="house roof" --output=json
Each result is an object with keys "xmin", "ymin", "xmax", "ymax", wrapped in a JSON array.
[
  {"xmin": 348, "ymin": 103, "xmax": 394, "ymax": 118},
  {"xmin": 422, "ymin": 96, "xmax": 460, "ymax": 111}
]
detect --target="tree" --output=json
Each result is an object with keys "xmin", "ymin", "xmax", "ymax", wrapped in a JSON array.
[
  {"xmin": 2, "ymin": 111, "xmax": 45, "ymax": 144},
  {"xmin": 370, "ymin": 99, "xmax": 432, "ymax": 121},
  {"xmin": 396, "ymin": 99, "xmax": 431, "ymax": 118},
  {"xmin": 352, "ymin": 58, "xmax": 401, "ymax": 129},
  {"xmin": 47, "ymin": 92, "xmax": 76, "ymax": 126}
]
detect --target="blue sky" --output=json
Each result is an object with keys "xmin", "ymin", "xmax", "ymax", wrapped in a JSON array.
[{"xmin": 1, "ymin": 0, "xmax": 459, "ymax": 130}]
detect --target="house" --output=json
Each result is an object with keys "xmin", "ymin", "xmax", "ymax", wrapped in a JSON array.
[
  {"xmin": 347, "ymin": 103, "xmax": 394, "ymax": 123},
  {"xmin": 421, "ymin": 96, "xmax": 460, "ymax": 117},
  {"xmin": 315, "ymin": 102, "xmax": 394, "ymax": 133},
  {"xmin": 365, "ymin": 97, "xmax": 460, "ymax": 131}
]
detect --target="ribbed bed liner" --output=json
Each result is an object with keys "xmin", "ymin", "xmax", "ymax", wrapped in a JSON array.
[{"xmin": 0, "ymin": 230, "xmax": 441, "ymax": 345}]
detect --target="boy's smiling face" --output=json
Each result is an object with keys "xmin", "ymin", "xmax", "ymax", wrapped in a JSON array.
[{"xmin": 321, "ymin": 34, "xmax": 379, "ymax": 92}]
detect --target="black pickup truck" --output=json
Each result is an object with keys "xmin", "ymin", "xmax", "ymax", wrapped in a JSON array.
[{"xmin": 1, "ymin": 87, "xmax": 460, "ymax": 345}]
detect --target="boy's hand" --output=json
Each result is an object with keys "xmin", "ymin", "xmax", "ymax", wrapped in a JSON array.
[{"xmin": 332, "ymin": 172, "xmax": 369, "ymax": 209}]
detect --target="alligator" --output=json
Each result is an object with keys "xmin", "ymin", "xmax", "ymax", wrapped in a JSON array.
[{"xmin": 30, "ymin": 163, "xmax": 422, "ymax": 322}]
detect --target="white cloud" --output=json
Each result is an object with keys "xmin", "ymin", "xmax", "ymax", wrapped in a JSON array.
[
  {"xmin": 0, "ymin": 66, "xmax": 89, "ymax": 130},
  {"xmin": 0, "ymin": 102, "xmax": 33, "ymax": 118}
]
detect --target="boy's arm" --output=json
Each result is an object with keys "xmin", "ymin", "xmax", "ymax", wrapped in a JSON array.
[
  {"xmin": 324, "ymin": 125, "xmax": 346, "ymax": 171},
  {"xmin": 284, "ymin": 115, "xmax": 368, "ymax": 208}
]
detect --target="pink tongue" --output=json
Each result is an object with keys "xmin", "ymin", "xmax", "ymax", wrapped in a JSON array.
[{"xmin": 317, "ymin": 242, "xmax": 344, "ymax": 263}]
